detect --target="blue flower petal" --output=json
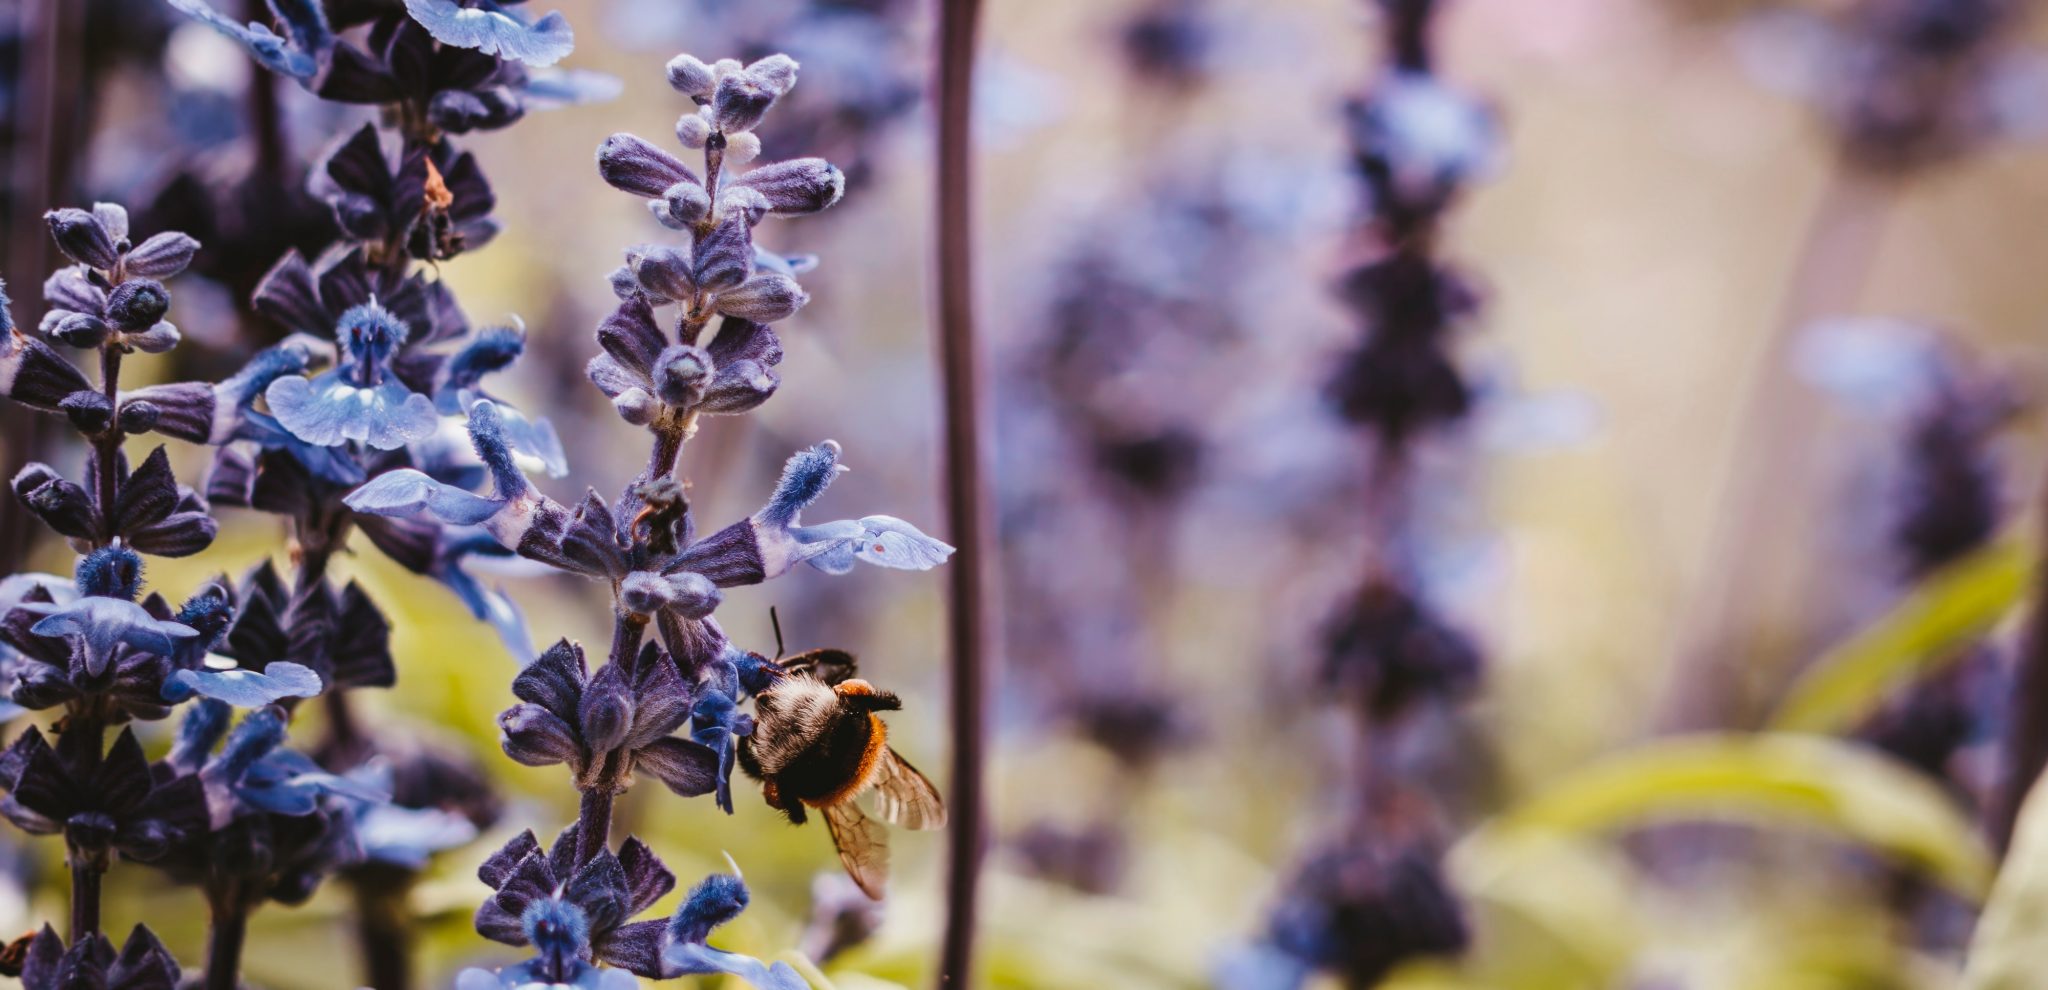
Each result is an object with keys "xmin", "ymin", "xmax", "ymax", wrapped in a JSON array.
[
  {"xmin": 490, "ymin": 400, "xmax": 569, "ymax": 478},
  {"xmin": 403, "ymin": 0, "xmax": 574, "ymax": 66},
  {"xmin": 23, "ymin": 598, "xmax": 197, "ymax": 677},
  {"xmin": 789, "ymin": 516, "xmax": 955, "ymax": 575},
  {"xmin": 165, "ymin": 660, "xmax": 323, "ymax": 707},
  {"xmin": 232, "ymin": 410, "xmax": 368, "ymax": 485},
  {"xmin": 165, "ymin": 0, "xmax": 325, "ymax": 79},
  {"xmin": 661, "ymin": 944, "xmax": 808, "ymax": 990},
  {"xmin": 344, "ymin": 468, "xmax": 504, "ymax": 526},
  {"xmin": 266, "ymin": 371, "xmax": 440, "ymax": 450}
]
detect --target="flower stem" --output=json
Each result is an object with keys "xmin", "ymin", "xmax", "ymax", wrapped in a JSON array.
[
  {"xmin": 241, "ymin": 0, "xmax": 287, "ymax": 178},
  {"xmin": 204, "ymin": 897, "xmax": 249, "ymax": 990},
  {"xmin": 933, "ymin": 0, "xmax": 991, "ymax": 984},
  {"xmin": 575, "ymin": 781, "xmax": 616, "ymax": 866},
  {"xmin": 66, "ymin": 849, "xmax": 102, "ymax": 945},
  {"xmin": 349, "ymin": 871, "xmax": 415, "ymax": 990},
  {"xmin": 92, "ymin": 346, "xmax": 123, "ymax": 546}
]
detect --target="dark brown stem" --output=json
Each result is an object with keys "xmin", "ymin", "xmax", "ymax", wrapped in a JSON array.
[
  {"xmin": 67, "ymin": 850, "xmax": 102, "ymax": 945},
  {"xmin": 348, "ymin": 872, "xmax": 414, "ymax": 990},
  {"xmin": 204, "ymin": 894, "xmax": 248, "ymax": 990},
  {"xmin": 92, "ymin": 347, "xmax": 123, "ymax": 545},
  {"xmin": 934, "ymin": 0, "xmax": 990, "ymax": 984},
  {"xmin": 574, "ymin": 780, "xmax": 616, "ymax": 866}
]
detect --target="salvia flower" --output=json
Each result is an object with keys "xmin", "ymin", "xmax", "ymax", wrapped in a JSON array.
[
  {"xmin": 1346, "ymin": 72, "xmax": 1501, "ymax": 237},
  {"xmin": 0, "ymin": 725, "xmax": 207, "ymax": 863},
  {"xmin": 464, "ymin": 827, "xmax": 802, "ymax": 988},
  {"xmin": 498, "ymin": 639, "xmax": 719, "ymax": 797},
  {"xmin": 13, "ymin": 547, "xmax": 198, "ymax": 680},
  {"xmin": 12, "ymin": 924, "xmax": 181, "ymax": 990},
  {"xmin": 165, "ymin": 0, "xmax": 333, "ymax": 81},
  {"xmin": 315, "ymin": 13, "xmax": 612, "ymax": 134},
  {"xmin": 315, "ymin": 123, "xmax": 500, "ymax": 262},
  {"xmin": 38, "ymin": 204, "xmax": 197, "ymax": 355}
]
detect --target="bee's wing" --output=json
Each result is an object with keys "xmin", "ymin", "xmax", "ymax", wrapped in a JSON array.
[
  {"xmin": 823, "ymin": 800, "xmax": 890, "ymax": 900},
  {"xmin": 780, "ymin": 648, "xmax": 859, "ymax": 685},
  {"xmin": 868, "ymin": 748, "xmax": 947, "ymax": 831}
]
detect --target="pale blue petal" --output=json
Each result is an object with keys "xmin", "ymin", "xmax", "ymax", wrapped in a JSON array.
[
  {"xmin": 789, "ymin": 516, "xmax": 954, "ymax": 574},
  {"xmin": 403, "ymin": 0, "xmax": 574, "ymax": 66},
  {"xmin": 165, "ymin": 0, "xmax": 322, "ymax": 79},
  {"xmin": 851, "ymin": 516, "xmax": 956, "ymax": 570},
  {"xmin": 662, "ymin": 945, "xmax": 808, "ymax": 990},
  {"xmin": 344, "ymin": 469, "xmax": 503, "ymax": 526},
  {"xmin": 496, "ymin": 403, "xmax": 569, "ymax": 478},
  {"xmin": 24, "ymin": 598, "xmax": 197, "ymax": 676},
  {"xmin": 166, "ymin": 660, "xmax": 323, "ymax": 707},
  {"xmin": 266, "ymin": 372, "xmax": 440, "ymax": 450},
  {"xmin": 232, "ymin": 410, "xmax": 367, "ymax": 485}
]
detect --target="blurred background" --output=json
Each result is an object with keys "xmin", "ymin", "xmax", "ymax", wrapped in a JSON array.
[{"xmin": 5, "ymin": 0, "xmax": 2048, "ymax": 987}]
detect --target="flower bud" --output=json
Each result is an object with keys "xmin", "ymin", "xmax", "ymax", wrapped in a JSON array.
[
  {"xmin": 717, "ymin": 273, "xmax": 808, "ymax": 324},
  {"xmin": 48, "ymin": 312, "xmax": 110, "ymax": 349},
  {"xmin": 698, "ymin": 359, "xmax": 780, "ymax": 416},
  {"xmin": 713, "ymin": 72, "xmax": 777, "ymax": 133},
  {"xmin": 124, "ymin": 322, "xmax": 181, "ymax": 354},
  {"xmin": 124, "ymin": 232, "xmax": 200, "ymax": 279},
  {"xmin": 736, "ymin": 158, "xmax": 844, "ymax": 216},
  {"xmin": 653, "ymin": 344, "xmax": 714, "ymax": 407},
  {"xmin": 693, "ymin": 214, "xmax": 753, "ymax": 294},
  {"xmin": 500, "ymin": 703, "xmax": 581, "ymax": 767},
  {"xmin": 13, "ymin": 463, "xmax": 97, "ymax": 541},
  {"xmin": 746, "ymin": 55, "xmax": 800, "ymax": 97},
  {"xmin": 598, "ymin": 134, "xmax": 700, "ymax": 198},
  {"xmin": 121, "ymin": 383, "xmax": 216, "ymax": 444},
  {"xmin": 666, "ymin": 54, "xmax": 717, "ymax": 98},
  {"xmin": 578, "ymin": 663, "xmax": 634, "ymax": 754},
  {"xmin": 0, "ymin": 334, "xmax": 92, "ymax": 410},
  {"xmin": 664, "ymin": 181, "xmax": 712, "ymax": 229},
  {"xmin": 613, "ymin": 387, "xmax": 657, "ymax": 426},
  {"xmin": 106, "ymin": 280, "xmax": 170, "ymax": 332},
  {"xmin": 676, "ymin": 111, "xmax": 712, "ymax": 148},
  {"xmin": 60, "ymin": 389, "xmax": 113, "ymax": 433},
  {"xmin": 633, "ymin": 246, "xmax": 697, "ymax": 302},
  {"xmin": 117, "ymin": 400, "xmax": 161, "ymax": 435},
  {"xmin": 65, "ymin": 811, "xmax": 118, "ymax": 854},
  {"xmin": 45, "ymin": 209, "xmax": 118, "ymax": 269},
  {"xmin": 724, "ymin": 131, "xmax": 761, "ymax": 166}
]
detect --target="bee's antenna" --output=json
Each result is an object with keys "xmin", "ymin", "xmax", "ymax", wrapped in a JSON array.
[{"xmin": 770, "ymin": 606, "xmax": 785, "ymax": 661}]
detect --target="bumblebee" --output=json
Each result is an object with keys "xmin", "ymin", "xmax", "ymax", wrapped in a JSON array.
[{"xmin": 738, "ymin": 649, "xmax": 945, "ymax": 899}]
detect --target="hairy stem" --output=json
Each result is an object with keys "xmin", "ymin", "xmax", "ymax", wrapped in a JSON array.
[
  {"xmin": 574, "ymin": 781, "xmax": 616, "ymax": 866},
  {"xmin": 66, "ymin": 849, "xmax": 102, "ymax": 945},
  {"xmin": 92, "ymin": 347, "xmax": 123, "ymax": 545},
  {"xmin": 934, "ymin": 0, "xmax": 991, "ymax": 983},
  {"xmin": 204, "ymin": 896, "xmax": 248, "ymax": 990}
]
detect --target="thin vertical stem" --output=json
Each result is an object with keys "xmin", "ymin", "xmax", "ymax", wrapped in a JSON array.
[
  {"xmin": 204, "ymin": 898, "xmax": 248, "ymax": 990},
  {"xmin": 574, "ymin": 782, "xmax": 616, "ymax": 866},
  {"xmin": 351, "ymin": 873, "xmax": 414, "ymax": 990},
  {"xmin": 933, "ymin": 0, "xmax": 990, "ymax": 984},
  {"xmin": 67, "ymin": 851, "xmax": 102, "ymax": 944},
  {"xmin": 93, "ymin": 347, "xmax": 124, "ymax": 546}
]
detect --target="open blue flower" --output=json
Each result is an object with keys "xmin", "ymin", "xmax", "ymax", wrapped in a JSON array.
[
  {"xmin": 336, "ymin": 762, "xmax": 479, "ymax": 871},
  {"xmin": 188, "ymin": 704, "xmax": 387, "ymax": 828},
  {"xmin": 18, "ymin": 549, "xmax": 197, "ymax": 678},
  {"xmin": 403, "ymin": 0, "xmax": 574, "ymax": 67},
  {"xmin": 671, "ymin": 441, "xmax": 955, "ymax": 585},
  {"xmin": 659, "ymin": 872, "xmax": 808, "ymax": 989},
  {"xmin": 266, "ymin": 300, "xmax": 440, "ymax": 449}
]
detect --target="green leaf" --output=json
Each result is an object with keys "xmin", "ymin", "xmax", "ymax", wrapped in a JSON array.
[
  {"xmin": 1482, "ymin": 733, "xmax": 1993, "ymax": 898},
  {"xmin": 1770, "ymin": 535, "xmax": 2030, "ymax": 735},
  {"xmin": 1962, "ymin": 769, "xmax": 2048, "ymax": 990}
]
